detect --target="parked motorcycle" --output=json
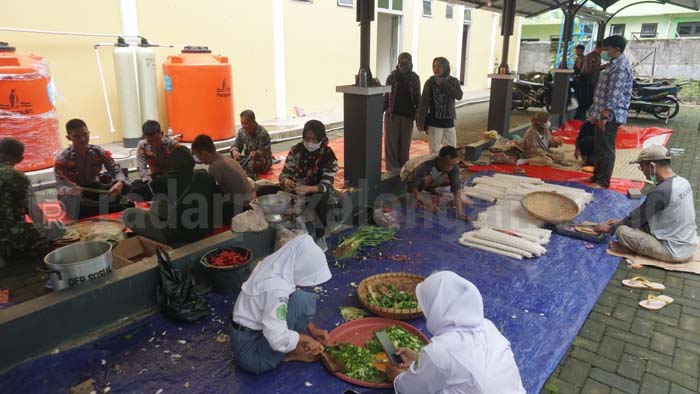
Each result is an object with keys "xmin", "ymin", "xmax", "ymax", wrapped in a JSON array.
[
  {"xmin": 511, "ymin": 73, "xmax": 574, "ymax": 112},
  {"xmin": 629, "ymin": 81, "xmax": 687, "ymax": 121}
]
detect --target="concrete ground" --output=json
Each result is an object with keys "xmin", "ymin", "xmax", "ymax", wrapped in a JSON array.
[
  {"xmin": 7, "ymin": 102, "xmax": 697, "ymax": 394},
  {"xmin": 542, "ymin": 107, "xmax": 700, "ymax": 394}
]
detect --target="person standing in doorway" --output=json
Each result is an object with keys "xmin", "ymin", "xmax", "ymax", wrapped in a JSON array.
[
  {"xmin": 418, "ymin": 57, "xmax": 463, "ymax": 155},
  {"xmin": 586, "ymin": 35, "xmax": 633, "ymax": 189},
  {"xmin": 384, "ymin": 52, "xmax": 421, "ymax": 171}
]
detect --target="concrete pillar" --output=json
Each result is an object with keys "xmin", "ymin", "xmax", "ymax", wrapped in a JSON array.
[
  {"xmin": 272, "ymin": 0, "xmax": 287, "ymax": 120},
  {"xmin": 487, "ymin": 13, "xmax": 499, "ymax": 87},
  {"xmin": 411, "ymin": 0, "xmax": 421, "ymax": 68},
  {"xmin": 513, "ymin": 17, "xmax": 523, "ymax": 73},
  {"xmin": 336, "ymin": 86, "xmax": 391, "ymax": 198},
  {"xmin": 455, "ymin": 4, "xmax": 465, "ymax": 81}
]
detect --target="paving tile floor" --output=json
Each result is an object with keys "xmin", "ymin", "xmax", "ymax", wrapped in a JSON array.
[{"xmin": 542, "ymin": 106, "xmax": 700, "ymax": 394}]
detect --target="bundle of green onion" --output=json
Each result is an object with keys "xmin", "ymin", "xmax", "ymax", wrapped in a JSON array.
[{"xmin": 332, "ymin": 225, "xmax": 396, "ymax": 260}]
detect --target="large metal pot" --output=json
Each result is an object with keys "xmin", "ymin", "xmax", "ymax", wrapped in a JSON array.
[{"xmin": 44, "ymin": 241, "xmax": 113, "ymax": 290}]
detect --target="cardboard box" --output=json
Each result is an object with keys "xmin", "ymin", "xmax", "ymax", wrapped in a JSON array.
[{"xmin": 111, "ymin": 236, "xmax": 172, "ymax": 270}]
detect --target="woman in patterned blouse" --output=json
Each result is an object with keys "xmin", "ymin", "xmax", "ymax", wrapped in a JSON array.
[{"xmin": 277, "ymin": 120, "xmax": 339, "ymax": 250}]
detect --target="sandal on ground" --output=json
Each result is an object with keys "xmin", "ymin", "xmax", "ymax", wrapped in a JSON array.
[
  {"xmin": 639, "ymin": 294, "xmax": 674, "ymax": 311},
  {"xmin": 622, "ymin": 276, "xmax": 666, "ymax": 291}
]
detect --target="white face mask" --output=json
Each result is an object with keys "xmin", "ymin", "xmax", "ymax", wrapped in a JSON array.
[
  {"xmin": 304, "ymin": 141, "xmax": 322, "ymax": 152},
  {"xmin": 545, "ymin": 121, "xmax": 552, "ymax": 129}
]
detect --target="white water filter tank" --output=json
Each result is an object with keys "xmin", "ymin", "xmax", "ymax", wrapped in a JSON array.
[
  {"xmin": 113, "ymin": 38, "xmax": 141, "ymax": 147},
  {"xmin": 136, "ymin": 39, "xmax": 159, "ymax": 124}
]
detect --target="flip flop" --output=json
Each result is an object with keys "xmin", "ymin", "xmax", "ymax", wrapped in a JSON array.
[
  {"xmin": 622, "ymin": 276, "xmax": 666, "ymax": 291},
  {"xmin": 639, "ymin": 294, "xmax": 674, "ymax": 311}
]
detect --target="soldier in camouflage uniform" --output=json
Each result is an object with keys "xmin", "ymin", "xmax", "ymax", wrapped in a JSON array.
[
  {"xmin": 0, "ymin": 137, "xmax": 57, "ymax": 262},
  {"xmin": 230, "ymin": 110, "xmax": 273, "ymax": 178}
]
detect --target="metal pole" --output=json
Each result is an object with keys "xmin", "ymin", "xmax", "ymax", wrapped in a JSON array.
[
  {"xmin": 357, "ymin": 0, "xmax": 374, "ymax": 81},
  {"xmin": 361, "ymin": 20, "xmax": 370, "ymax": 71},
  {"xmin": 559, "ymin": 0, "xmax": 575, "ymax": 69},
  {"xmin": 651, "ymin": 47, "xmax": 656, "ymax": 82},
  {"xmin": 498, "ymin": 0, "xmax": 515, "ymax": 73}
]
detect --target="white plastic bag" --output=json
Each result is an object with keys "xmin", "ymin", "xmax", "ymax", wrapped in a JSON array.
[
  {"xmin": 231, "ymin": 206, "xmax": 268, "ymax": 233},
  {"xmin": 373, "ymin": 207, "xmax": 400, "ymax": 230}
]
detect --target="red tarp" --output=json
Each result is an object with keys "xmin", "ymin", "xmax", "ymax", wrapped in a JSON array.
[
  {"xmin": 466, "ymin": 163, "xmax": 646, "ymax": 194},
  {"xmin": 553, "ymin": 120, "xmax": 672, "ymax": 149}
]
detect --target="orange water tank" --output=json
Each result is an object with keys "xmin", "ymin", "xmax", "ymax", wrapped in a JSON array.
[
  {"xmin": 162, "ymin": 46, "xmax": 235, "ymax": 142},
  {"xmin": 0, "ymin": 42, "xmax": 62, "ymax": 172}
]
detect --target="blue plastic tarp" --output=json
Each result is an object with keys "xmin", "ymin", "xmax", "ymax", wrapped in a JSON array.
[{"xmin": 0, "ymin": 176, "xmax": 639, "ymax": 394}]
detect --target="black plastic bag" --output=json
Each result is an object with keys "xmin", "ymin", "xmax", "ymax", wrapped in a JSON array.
[{"xmin": 155, "ymin": 247, "xmax": 209, "ymax": 323}]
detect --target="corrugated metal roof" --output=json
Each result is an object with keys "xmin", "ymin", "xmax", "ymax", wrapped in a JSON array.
[{"xmin": 446, "ymin": 0, "xmax": 699, "ymax": 17}]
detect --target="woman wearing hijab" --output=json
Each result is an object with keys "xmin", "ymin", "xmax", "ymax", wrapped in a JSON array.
[
  {"xmin": 384, "ymin": 52, "xmax": 421, "ymax": 171},
  {"xmin": 121, "ymin": 145, "xmax": 215, "ymax": 245},
  {"xmin": 417, "ymin": 57, "xmax": 464, "ymax": 155},
  {"xmin": 521, "ymin": 111, "xmax": 565, "ymax": 167},
  {"xmin": 230, "ymin": 235, "xmax": 332, "ymax": 374},
  {"xmin": 386, "ymin": 271, "xmax": 525, "ymax": 394},
  {"xmin": 278, "ymin": 120, "xmax": 340, "ymax": 250}
]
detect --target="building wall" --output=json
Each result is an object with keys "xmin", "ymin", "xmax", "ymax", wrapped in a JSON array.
[
  {"xmin": 521, "ymin": 12, "xmax": 700, "ymax": 42},
  {"xmin": 0, "ymin": 0, "xmax": 123, "ymax": 146},
  {"xmin": 136, "ymin": 0, "xmax": 276, "ymax": 133},
  {"xmin": 2, "ymin": 0, "xmax": 515, "ymax": 146},
  {"xmin": 522, "ymin": 24, "xmax": 560, "ymax": 42},
  {"xmin": 284, "ymin": 0, "xmax": 360, "ymax": 116}
]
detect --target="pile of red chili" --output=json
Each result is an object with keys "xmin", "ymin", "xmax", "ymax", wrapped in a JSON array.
[{"xmin": 207, "ymin": 249, "xmax": 249, "ymax": 267}]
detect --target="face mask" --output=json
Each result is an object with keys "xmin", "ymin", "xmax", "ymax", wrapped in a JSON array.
[
  {"xmin": 601, "ymin": 52, "xmax": 610, "ymax": 61},
  {"xmin": 304, "ymin": 141, "xmax": 322, "ymax": 152},
  {"xmin": 544, "ymin": 121, "xmax": 551, "ymax": 129}
]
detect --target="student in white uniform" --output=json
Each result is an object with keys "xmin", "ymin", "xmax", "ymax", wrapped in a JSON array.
[
  {"xmin": 386, "ymin": 271, "xmax": 526, "ymax": 394},
  {"xmin": 230, "ymin": 235, "xmax": 332, "ymax": 373}
]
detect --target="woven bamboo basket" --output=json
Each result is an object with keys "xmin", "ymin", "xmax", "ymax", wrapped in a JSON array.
[
  {"xmin": 521, "ymin": 191, "xmax": 579, "ymax": 224},
  {"xmin": 357, "ymin": 272, "xmax": 425, "ymax": 320}
]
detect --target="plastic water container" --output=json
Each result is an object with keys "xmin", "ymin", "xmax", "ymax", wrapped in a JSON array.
[{"xmin": 162, "ymin": 46, "xmax": 235, "ymax": 142}]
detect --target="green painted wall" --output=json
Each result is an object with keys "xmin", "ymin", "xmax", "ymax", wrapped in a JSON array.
[
  {"xmin": 522, "ymin": 24, "xmax": 560, "ymax": 42},
  {"xmin": 522, "ymin": 12, "xmax": 700, "ymax": 41}
]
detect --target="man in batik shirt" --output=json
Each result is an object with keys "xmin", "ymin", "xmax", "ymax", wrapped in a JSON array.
[
  {"xmin": 54, "ymin": 119, "xmax": 132, "ymax": 219},
  {"xmin": 586, "ymin": 35, "xmax": 633, "ymax": 189}
]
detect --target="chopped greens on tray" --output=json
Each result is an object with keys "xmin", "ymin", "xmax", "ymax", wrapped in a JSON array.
[{"xmin": 325, "ymin": 325, "xmax": 425, "ymax": 383}]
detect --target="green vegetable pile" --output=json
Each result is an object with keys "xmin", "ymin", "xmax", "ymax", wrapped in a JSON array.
[
  {"xmin": 368, "ymin": 284, "xmax": 418, "ymax": 310},
  {"xmin": 332, "ymin": 225, "xmax": 396, "ymax": 260},
  {"xmin": 365, "ymin": 325, "xmax": 424, "ymax": 354},
  {"xmin": 326, "ymin": 343, "xmax": 385, "ymax": 383},
  {"xmin": 326, "ymin": 325, "xmax": 425, "ymax": 383}
]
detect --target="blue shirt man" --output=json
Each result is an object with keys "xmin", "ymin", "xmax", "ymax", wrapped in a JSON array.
[{"xmin": 586, "ymin": 35, "xmax": 633, "ymax": 189}]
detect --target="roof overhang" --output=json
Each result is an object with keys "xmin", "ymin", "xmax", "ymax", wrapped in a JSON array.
[{"xmin": 444, "ymin": 0, "xmax": 699, "ymax": 18}]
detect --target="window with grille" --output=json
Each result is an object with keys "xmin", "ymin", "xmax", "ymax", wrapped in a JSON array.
[
  {"xmin": 610, "ymin": 24, "xmax": 625, "ymax": 36},
  {"xmin": 337, "ymin": 0, "xmax": 352, "ymax": 7},
  {"xmin": 677, "ymin": 22, "xmax": 700, "ymax": 37},
  {"xmin": 423, "ymin": 0, "xmax": 432, "ymax": 17},
  {"xmin": 446, "ymin": 4, "xmax": 453, "ymax": 19},
  {"xmin": 640, "ymin": 23, "xmax": 658, "ymax": 38}
]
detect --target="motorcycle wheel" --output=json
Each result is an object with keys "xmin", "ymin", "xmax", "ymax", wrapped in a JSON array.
[{"xmin": 651, "ymin": 97, "xmax": 680, "ymax": 120}]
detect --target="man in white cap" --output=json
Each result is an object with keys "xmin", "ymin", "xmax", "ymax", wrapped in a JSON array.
[{"xmin": 595, "ymin": 145, "xmax": 698, "ymax": 262}]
